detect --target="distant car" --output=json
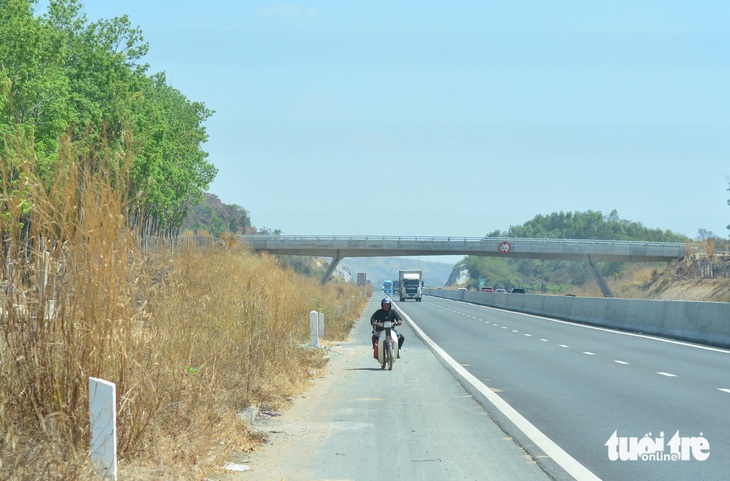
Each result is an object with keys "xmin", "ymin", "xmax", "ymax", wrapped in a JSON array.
[
  {"xmin": 480, "ymin": 287, "xmax": 494, "ymax": 292},
  {"xmin": 457, "ymin": 287, "xmax": 467, "ymax": 291},
  {"xmin": 510, "ymin": 288, "xmax": 526, "ymax": 294},
  {"xmin": 495, "ymin": 288, "xmax": 507, "ymax": 293}
]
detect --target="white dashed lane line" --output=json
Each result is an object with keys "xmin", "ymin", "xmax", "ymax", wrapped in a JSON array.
[{"xmin": 431, "ymin": 300, "xmax": 730, "ymax": 396}]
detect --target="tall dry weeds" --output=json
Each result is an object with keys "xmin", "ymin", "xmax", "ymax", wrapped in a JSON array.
[{"xmin": 0, "ymin": 133, "xmax": 369, "ymax": 480}]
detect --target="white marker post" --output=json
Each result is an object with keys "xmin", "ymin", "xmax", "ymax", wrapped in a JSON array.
[
  {"xmin": 310, "ymin": 310, "xmax": 319, "ymax": 347},
  {"xmin": 89, "ymin": 377, "xmax": 117, "ymax": 480}
]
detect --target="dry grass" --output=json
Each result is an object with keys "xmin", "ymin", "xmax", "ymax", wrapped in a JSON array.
[
  {"xmin": 564, "ymin": 262, "xmax": 730, "ymax": 302},
  {"xmin": 0, "ymin": 135, "xmax": 370, "ymax": 480}
]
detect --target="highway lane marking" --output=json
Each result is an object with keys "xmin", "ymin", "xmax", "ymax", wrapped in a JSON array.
[
  {"xmin": 437, "ymin": 297, "xmax": 730, "ymax": 355},
  {"xmin": 429, "ymin": 300, "xmax": 695, "ymax": 377},
  {"xmin": 540, "ymin": 339, "xmax": 549, "ymax": 342},
  {"xmin": 402, "ymin": 309, "xmax": 602, "ymax": 481},
  {"xmin": 430, "ymin": 299, "xmax": 730, "ymax": 397},
  {"xmin": 430, "ymin": 300, "xmax": 725, "ymax": 390}
]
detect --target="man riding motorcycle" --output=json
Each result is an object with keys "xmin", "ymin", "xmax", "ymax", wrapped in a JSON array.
[{"xmin": 370, "ymin": 297, "xmax": 405, "ymax": 358}]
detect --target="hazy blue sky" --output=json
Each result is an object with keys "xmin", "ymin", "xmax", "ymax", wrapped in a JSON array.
[{"xmin": 48, "ymin": 1, "xmax": 730, "ymax": 239}]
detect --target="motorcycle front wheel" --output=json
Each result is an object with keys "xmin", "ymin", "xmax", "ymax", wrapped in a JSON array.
[{"xmin": 385, "ymin": 343, "xmax": 393, "ymax": 371}]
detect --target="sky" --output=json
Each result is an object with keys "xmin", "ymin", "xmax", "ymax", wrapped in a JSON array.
[{"xmin": 42, "ymin": 1, "xmax": 730, "ymax": 239}]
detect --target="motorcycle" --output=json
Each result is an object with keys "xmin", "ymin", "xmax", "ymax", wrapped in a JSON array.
[{"xmin": 373, "ymin": 320, "xmax": 399, "ymax": 370}]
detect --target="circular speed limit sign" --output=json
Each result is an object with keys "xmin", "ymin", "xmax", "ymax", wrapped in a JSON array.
[{"xmin": 498, "ymin": 241, "xmax": 511, "ymax": 254}]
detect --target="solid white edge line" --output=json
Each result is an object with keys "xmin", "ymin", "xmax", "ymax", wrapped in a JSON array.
[{"xmin": 398, "ymin": 307, "xmax": 602, "ymax": 481}]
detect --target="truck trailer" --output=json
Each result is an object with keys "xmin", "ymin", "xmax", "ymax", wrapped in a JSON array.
[{"xmin": 398, "ymin": 270, "xmax": 423, "ymax": 302}]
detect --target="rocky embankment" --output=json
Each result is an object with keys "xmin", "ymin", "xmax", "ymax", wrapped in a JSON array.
[{"xmin": 447, "ymin": 256, "xmax": 730, "ymax": 303}]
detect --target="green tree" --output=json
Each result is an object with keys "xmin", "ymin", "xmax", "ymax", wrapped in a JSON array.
[
  {"xmin": 0, "ymin": 0, "xmax": 70, "ymax": 161},
  {"xmin": 468, "ymin": 210, "xmax": 688, "ymax": 292},
  {"xmin": 128, "ymin": 72, "xmax": 216, "ymax": 235},
  {"xmin": 2, "ymin": 0, "xmax": 218, "ymax": 236}
]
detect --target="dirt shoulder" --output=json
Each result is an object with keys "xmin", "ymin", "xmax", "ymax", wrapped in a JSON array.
[{"xmin": 203, "ymin": 342, "xmax": 360, "ymax": 480}]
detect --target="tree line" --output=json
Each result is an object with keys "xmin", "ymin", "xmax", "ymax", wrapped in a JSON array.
[
  {"xmin": 484, "ymin": 209, "xmax": 687, "ymax": 243},
  {"xmin": 462, "ymin": 210, "xmax": 693, "ymax": 293},
  {"xmin": 1, "ymin": 0, "xmax": 217, "ymax": 237}
]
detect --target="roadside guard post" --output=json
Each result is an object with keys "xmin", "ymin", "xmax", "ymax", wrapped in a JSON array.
[
  {"xmin": 89, "ymin": 377, "xmax": 117, "ymax": 480},
  {"xmin": 310, "ymin": 310, "xmax": 319, "ymax": 347}
]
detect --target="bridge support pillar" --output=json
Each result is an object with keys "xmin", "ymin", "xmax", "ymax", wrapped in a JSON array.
[
  {"xmin": 321, "ymin": 251, "xmax": 343, "ymax": 285},
  {"xmin": 586, "ymin": 255, "xmax": 614, "ymax": 298}
]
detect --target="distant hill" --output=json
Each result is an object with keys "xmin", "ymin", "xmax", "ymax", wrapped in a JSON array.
[
  {"xmin": 180, "ymin": 193, "xmax": 252, "ymax": 236},
  {"xmin": 338, "ymin": 257, "xmax": 457, "ymax": 288},
  {"xmin": 451, "ymin": 209, "xmax": 725, "ymax": 293}
]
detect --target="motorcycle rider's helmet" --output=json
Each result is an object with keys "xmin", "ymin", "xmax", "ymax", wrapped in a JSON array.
[{"xmin": 381, "ymin": 297, "xmax": 392, "ymax": 307}]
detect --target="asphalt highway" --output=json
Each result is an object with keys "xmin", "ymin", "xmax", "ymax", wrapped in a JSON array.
[
  {"xmin": 218, "ymin": 295, "xmax": 551, "ymax": 481},
  {"xmin": 398, "ymin": 295, "xmax": 730, "ymax": 480},
  {"xmin": 212, "ymin": 294, "xmax": 730, "ymax": 481}
]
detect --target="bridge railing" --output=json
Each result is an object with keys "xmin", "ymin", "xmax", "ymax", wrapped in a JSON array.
[
  {"xmin": 239, "ymin": 234, "xmax": 684, "ymax": 243},
  {"xmin": 138, "ymin": 235, "xmax": 690, "ymax": 256},
  {"xmin": 238, "ymin": 235, "xmax": 687, "ymax": 255}
]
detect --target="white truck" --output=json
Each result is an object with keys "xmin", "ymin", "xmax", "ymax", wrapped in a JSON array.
[{"xmin": 398, "ymin": 270, "xmax": 423, "ymax": 302}]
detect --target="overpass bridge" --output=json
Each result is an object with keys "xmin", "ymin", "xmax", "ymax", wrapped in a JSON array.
[{"xmin": 239, "ymin": 235, "xmax": 688, "ymax": 296}]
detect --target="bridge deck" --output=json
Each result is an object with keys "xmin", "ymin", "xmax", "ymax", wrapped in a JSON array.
[{"xmin": 238, "ymin": 235, "xmax": 687, "ymax": 263}]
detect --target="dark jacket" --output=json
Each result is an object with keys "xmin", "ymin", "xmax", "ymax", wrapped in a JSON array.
[{"xmin": 370, "ymin": 307, "xmax": 402, "ymax": 332}]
